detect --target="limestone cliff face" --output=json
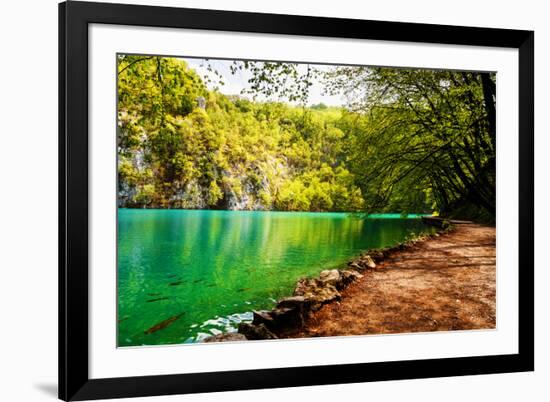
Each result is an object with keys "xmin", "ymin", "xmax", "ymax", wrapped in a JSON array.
[
  {"xmin": 117, "ymin": 88, "xmax": 365, "ymax": 212},
  {"xmin": 118, "ymin": 148, "xmax": 286, "ymax": 210}
]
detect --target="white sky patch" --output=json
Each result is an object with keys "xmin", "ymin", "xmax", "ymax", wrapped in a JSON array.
[{"xmin": 181, "ymin": 57, "xmax": 346, "ymax": 107}]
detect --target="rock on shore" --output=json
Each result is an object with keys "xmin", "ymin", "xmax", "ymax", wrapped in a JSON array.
[
  {"xmin": 229, "ymin": 257, "xmax": 373, "ymax": 341},
  {"xmin": 201, "ymin": 228, "xmax": 450, "ymax": 343},
  {"xmin": 202, "ymin": 332, "xmax": 248, "ymax": 343}
]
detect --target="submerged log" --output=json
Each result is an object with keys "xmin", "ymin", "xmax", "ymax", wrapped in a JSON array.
[
  {"xmin": 146, "ymin": 297, "xmax": 170, "ymax": 303},
  {"xmin": 144, "ymin": 312, "xmax": 184, "ymax": 334}
]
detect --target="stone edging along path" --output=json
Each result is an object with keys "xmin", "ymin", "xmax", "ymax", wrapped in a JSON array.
[
  {"xmin": 281, "ymin": 223, "xmax": 496, "ymax": 338},
  {"xmin": 203, "ymin": 225, "xmax": 456, "ymax": 343}
]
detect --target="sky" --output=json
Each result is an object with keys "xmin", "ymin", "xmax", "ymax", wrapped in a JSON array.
[{"xmin": 182, "ymin": 57, "xmax": 347, "ymax": 107}]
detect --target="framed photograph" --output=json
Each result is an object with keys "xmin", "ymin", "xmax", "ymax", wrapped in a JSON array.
[{"xmin": 59, "ymin": 1, "xmax": 534, "ymax": 400}]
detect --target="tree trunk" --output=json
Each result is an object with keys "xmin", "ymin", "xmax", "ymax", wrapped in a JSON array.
[{"xmin": 480, "ymin": 73, "xmax": 496, "ymax": 150}]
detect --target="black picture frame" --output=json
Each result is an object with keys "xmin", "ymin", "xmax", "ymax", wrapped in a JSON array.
[{"xmin": 59, "ymin": 1, "xmax": 534, "ymax": 400}]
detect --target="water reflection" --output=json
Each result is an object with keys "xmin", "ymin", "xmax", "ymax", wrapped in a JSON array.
[{"xmin": 117, "ymin": 210, "xmax": 433, "ymax": 346}]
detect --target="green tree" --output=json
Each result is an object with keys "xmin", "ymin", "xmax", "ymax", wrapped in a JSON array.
[{"xmin": 117, "ymin": 55, "xmax": 495, "ymax": 220}]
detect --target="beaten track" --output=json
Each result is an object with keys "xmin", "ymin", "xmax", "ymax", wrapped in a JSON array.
[{"xmin": 280, "ymin": 224, "xmax": 496, "ymax": 338}]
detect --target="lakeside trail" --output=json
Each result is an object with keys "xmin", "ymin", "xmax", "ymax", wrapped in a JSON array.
[{"xmin": 279, "ymin": 224, "xmax": 496, "ymax": 338}]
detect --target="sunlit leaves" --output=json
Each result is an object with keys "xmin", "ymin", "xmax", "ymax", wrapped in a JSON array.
[
  {"xmin": 117, "ymin": 55, "xmax": 495, "ymax": 219},
  {"xmin": 117, "ymin": 56, "xmax": 366, "ymax": 211},
  {"xmin": 327, "ymin": 67, "xmax": 496, "ymax": 218}
]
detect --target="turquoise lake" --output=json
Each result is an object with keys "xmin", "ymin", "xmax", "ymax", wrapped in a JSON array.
[{"xmin": 117, "ymin": 209, "xmax": 434, "ymax": 346}]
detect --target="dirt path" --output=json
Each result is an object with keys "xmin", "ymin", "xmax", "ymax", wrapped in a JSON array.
[{"xmin": 280, "ymin": 224, "xmax": 496, "ymax": 338}]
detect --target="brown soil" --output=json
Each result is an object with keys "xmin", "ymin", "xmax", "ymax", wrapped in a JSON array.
[{"xmin": 279, "ymin": 224, "xmax": 496, "ymax": 338}]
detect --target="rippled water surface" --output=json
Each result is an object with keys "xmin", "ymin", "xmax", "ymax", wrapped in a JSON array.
[{"xmin": 117, "ymin": 210, "xmax": 434, "ymax": 346}]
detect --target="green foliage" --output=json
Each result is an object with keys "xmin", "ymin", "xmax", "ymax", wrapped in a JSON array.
[
  {"xmin": 325, "ymin": 67, "xmax": 496, "ymax": 219},
  {"xmin": 229, "ymin": 61, "xmax": 317, "ymax": 104},
  {"xmin": 118, "ymin": 56, "xmax": 365, "ymax": 212},
  {"xmin": 118, "ymin": 55, "xmax": 496, "ymax": 220}
]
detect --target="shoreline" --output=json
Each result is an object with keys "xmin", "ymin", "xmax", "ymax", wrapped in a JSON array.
[
  {"xmin": 281, "ymin": 223, "xmax": 495, "ymax": 339},
  {"xmin": 118, "ymin": 208, "xmax": 430, "ymax": 218},
  {"xmin": 204, "ymin": 222, "xmax": 495, "ymax": 343}
]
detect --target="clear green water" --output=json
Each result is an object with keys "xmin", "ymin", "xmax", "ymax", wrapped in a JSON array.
[{"xmin": 117, "ymin": 210, "xmax": 433, "ymax": 346}]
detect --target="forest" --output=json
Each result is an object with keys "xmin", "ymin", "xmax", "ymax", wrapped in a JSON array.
[{"xmin": 117, "ymin": 55, "xmax": 496, "ymax": 220}]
